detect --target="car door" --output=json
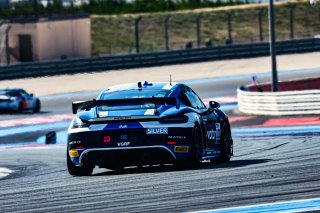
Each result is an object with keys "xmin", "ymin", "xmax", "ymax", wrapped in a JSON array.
[
  {"xmin": 189, "ymin": 88, "xmax": 216, "ymax": 149},
  {"xmin": 179, "ymin": 86, "xmax": 213, "ymax": 149}
]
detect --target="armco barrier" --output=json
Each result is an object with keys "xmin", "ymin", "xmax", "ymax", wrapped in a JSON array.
[
  {"xmin": 1, "ymin": 38, "xmax": 320, "ymax": 80},
  {"xmin": 238, "ymin": 77, "xmax": 320, "ymax": 115}
]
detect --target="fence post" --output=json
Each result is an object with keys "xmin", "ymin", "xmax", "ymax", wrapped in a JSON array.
[
  {"xmin": 289, "ymin": 7, "xmax": 295, "ymax": 39},
  {"xmin": 227, "ymin": 12, "xmax": 233, "ymax": 44},
  {"xmin": 33, "ymin": 0, "xmax": 39, "ymax": 18},
  {"xmin": 258, "ymin": 9, "xmax": 264, "ymax": 42},
  {"xmin": 163, "ymin": 15, "xmax": 170, "ymax": 51},
  {"xmin": 196, "ymin": 13, "xmax": 202, "ymax": 47},
  {"xmin": 135, "ymin": 16, "xmax": 142, "ymax": 53},
  {"xmin": 0, "ymin": 24, "xmax": 11, "ymax": 65}
]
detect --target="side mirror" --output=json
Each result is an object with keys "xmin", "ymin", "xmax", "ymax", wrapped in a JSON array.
[
  {"xmin": 209, "ymin": 101, "xmax": 220, "ymax": 109},
  {"xmin": 30, "ymin": 93, "xmax": 34, "ymax": 97}
]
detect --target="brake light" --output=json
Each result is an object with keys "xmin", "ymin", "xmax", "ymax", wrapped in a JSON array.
[
  {"xmin": 167, "ymin": 141, "xmax": 176, "ymax": 145},
  {"xmin": 75, "ymin": 145, "xmax": 84, "ymax": 149},
  {"xmin": 104, "ymin": 136, "xmax": 111, "ymax": 143}
]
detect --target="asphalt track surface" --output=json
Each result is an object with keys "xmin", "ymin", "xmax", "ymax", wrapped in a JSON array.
[
  {"xmin": 0, "ymin": 69, "xmax": 320, "ymax": 212},
  {"xmin": 0, "ymin": 134, "xmax": 319, "ymax": 212}
]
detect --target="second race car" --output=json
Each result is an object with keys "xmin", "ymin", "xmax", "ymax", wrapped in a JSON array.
[
  {"xmin": 0, "ymin": 88, "xmax": 41, "ymax": 113},
  {"xmin": 67, "ymin": 81, "xmax": 233, "ymax": 176}
]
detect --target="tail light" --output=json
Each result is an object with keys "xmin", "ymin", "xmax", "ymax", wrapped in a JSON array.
[{"xmin": 167, "ymin": 142, "xmax": 177, "ymax": 145}]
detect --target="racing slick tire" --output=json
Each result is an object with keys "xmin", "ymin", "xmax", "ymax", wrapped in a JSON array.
[
  {"xmin": 211, "ymin": 122, "xmax": 232, "ymax": 163},
  {"xmin": 67, "ymin": 152, "xmax": 93, "ymax": 176},
  {"xmin": 17, "ymin": 102, "xmax": 23, "ymax": 113},
  {"xmin": 177, "ymin": 125, "xmax": 203, "ymax": 168},
  {"xmin": 33, "ymin": 100, "xmax": 41, "ymax": 113}
]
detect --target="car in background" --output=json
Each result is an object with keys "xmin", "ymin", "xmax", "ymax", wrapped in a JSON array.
[
  {"xmin": 0, "ymin": 89, "xmax": 41, "ymax": 113},
  {"xmin": 67, "ymin": 81, "xmax": 233, "ymax": 176}
]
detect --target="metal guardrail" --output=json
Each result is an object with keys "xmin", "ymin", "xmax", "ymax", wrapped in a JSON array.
[
  {"xmin": 1, "ymin": 38, "xmax": 320, "ymax": 80},
  {"xmin": 238, "ymin": 88, "xmax": 320, "ymax": 115}
]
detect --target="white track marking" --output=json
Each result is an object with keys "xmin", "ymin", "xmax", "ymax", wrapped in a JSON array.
[{"xmin": 0, "ymin": 168, "xmax": 14, "ymax": 179}]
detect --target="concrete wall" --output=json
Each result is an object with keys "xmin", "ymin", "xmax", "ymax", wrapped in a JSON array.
[
  {"xmin": 1, "ymin": 16, "xmax": 91, "ymax": 64},
  {"xmin": 245, "ymin": 77, "xmax": 320, "ymax": 92},
  {"xmin": 7, "ymin": 22, "xmax": 39, "ymax": 63},
  {"xmin": 37, "ymin": 18, "xmax": 91, "ymax": 61}
]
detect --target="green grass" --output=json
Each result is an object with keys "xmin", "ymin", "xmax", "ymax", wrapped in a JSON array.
[{"xmin": 91, "ymin": 1, "xmax": 320, "ymax": 56}]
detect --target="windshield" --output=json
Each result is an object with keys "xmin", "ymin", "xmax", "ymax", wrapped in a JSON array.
[{"xmin": 0, "ymin": 90, "xmax": 18, "ymax": 97}]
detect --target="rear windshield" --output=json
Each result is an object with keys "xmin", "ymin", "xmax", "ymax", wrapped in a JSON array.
[
  {"xmin": 98, "ymin": 90, "xmax": 169, "ymax": 112},
  {"xmin": 100, "ymin": 89, "xmax": 168, "ymax": 100}
]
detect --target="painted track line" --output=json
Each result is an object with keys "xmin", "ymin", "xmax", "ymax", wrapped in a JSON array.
[
  {"xmin": 189, "ymin": 197, "xmax": 320, "ymax": 213},
  {"xmin": 0, "ymin": 167, "xmax": 14, "ymax": 179},
  {"xmin": 0, "ymin": 114, "xmax": 74, "ymax": 128},
  {"xmin": 0, "ymin": 121, "xmax": 70, "ymax": 137},
  {"xmin": 257, "ymin": 117, "xmax": 320, "ymax": 127},
  {"xmin": 233, "ymin": 125, "xmax": 320, "ymax": 137}
]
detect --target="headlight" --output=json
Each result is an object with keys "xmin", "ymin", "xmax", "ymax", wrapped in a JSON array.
[
  {"xmin": 72, "ymin": 117, "xmax": 90, "ymax": 128},
  {"xmin": 160, "ymin": 115, "xmax": 188, "ymax": 123}
]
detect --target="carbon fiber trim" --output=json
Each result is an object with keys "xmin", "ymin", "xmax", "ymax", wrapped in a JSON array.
[{"xmin": 79, "ymin": 145, "xmax": 176, "ymax": 165}]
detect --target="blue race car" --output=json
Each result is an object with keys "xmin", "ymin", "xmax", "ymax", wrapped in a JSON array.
[
  {"xmin": 67, "ymin": 81, "xmax": 233, "ymax": 176},
  {"xmin": 0, "ymin": 89, "xmax": 41, "ymax": 113}
]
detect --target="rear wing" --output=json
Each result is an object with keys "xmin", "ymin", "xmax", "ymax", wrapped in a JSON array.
[{"xmin": 72, "ymin": 97, "xmax": 179, "ymax": 114}]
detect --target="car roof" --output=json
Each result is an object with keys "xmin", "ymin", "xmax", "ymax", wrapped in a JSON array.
[
  {"xmin": 105, "ymin": 82, "xmax": 179, "ymax": 93},
  {"xmin": 0, "ymin": 88, "xmax": 23, "ymax": 92}
]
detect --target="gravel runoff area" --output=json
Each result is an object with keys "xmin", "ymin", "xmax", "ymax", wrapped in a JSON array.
[{"xmin": 1, "ymin": 52, "xmax": 320, "ymax": 96}]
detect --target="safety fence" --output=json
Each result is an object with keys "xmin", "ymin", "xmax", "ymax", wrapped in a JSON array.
[{"xmin": 1, "ymin": 37, "xmax": 320, "ymax": 80}]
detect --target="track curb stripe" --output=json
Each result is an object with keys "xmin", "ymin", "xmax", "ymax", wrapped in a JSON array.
[{"xmin": 0, "ymin": 114, "xmax": 74, "ymax": 129}]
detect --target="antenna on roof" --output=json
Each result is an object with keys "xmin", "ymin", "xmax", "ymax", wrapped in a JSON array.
[{"xmin": 170, "ymin": 74, "xmax": 172, "ymax": 86}]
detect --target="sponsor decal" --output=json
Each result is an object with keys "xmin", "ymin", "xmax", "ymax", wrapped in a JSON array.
[
  {"xmin": 206, "ymin": 150, "xmax": 220, "ymax": 155},
  {"xmin": 119, "ymin": 125, "xmax": 128, "ymax": 129},
  {"xmin": 114, "ymin": 116, "xmax": 131, "ymax": 120},
  {"xmin": 174, "ymin": 146, "xmax": 189, "ymax": 153},
  {"xmin": 207, "ymin": 129, "xmax": 216, "ymax": 140},
  {"xmin": 215, "ymin": 123, "xmax": 221, "ymax": 144},
  {"xmin": 117, "ymin": 142, "xmax": 131, "ymax": 147},
  {"xmin": 69, "ymin": 140, "xmax": 82, "ymax": 145},
  {"xmin": 146, "ymin": 128, "xmax": 168, "ymax": 135},
  {"xmin": 168, "ymin": 135, "xmax": 186, "ymax": 140},
  {"xmin": 120, "ymin": 135, "xmax": 128, "ymax": 140},
  {"xmin": 69, "ymin": 150, "xmax": 79, "ymax": 157}
]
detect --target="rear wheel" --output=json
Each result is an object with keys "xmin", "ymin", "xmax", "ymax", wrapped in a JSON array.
[
  {"xmin": 16, "ymin": 102, "xmax": 23, "ymax": 113},
  {"xmin": 67, "ymin": 151, "xmax": 93, "ymax": 176},
  {"xmin": 187, "ymin": 125, "xmax": 203, "ymax": 167},
  {"xmin": 33, "ymin": 100, "xmax": 41, "ymax": 113},
  {"xmin": 212, "ymin": 122, "xmax": 232, "ymax": 163}
]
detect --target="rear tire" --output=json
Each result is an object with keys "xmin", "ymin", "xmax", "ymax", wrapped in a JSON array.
[
  {"xmin": 67, "ymin": 151, "xmax": 93, "ymax": 176},
  {"xmin": 17, "ymin": 102, "xmax": 23, "ymax": 113},
  {"xmin": 33, "ymin": 100, "xmax": 41, "ymax": 113},
  {"xmin": 212, "ymin": 122, "xmax": 232, "ymax": 163},
  {"xmin": 187, "ymin": 125, "xmax": 203, "ymax": 167}
]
